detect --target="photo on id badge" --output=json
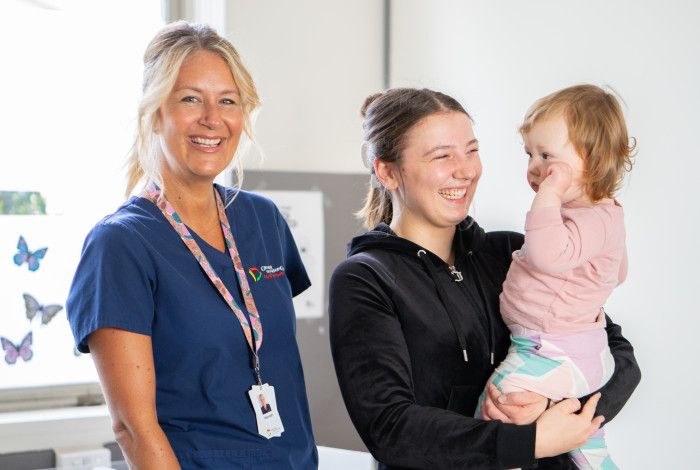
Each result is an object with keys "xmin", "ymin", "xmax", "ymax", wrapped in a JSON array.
[{"xmin": 248, "ymin": 383, "xmax": 284, "ymax": 438}]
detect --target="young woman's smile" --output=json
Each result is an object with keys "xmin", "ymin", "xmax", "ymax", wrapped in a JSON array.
[{"xmin": 386, "ymin": 111, "xmax": 481, "ymax": 231}]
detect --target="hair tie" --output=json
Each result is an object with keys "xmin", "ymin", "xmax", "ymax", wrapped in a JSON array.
[
  {"xmin": 362, "ymin": 142, "xmax": 382, "ymax": 189},
  {"xmin": 360, "ymin": 142, "xmax": 372, "ymax": 170}
]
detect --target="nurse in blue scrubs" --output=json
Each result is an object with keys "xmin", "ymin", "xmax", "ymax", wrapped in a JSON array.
[{"xmin": 66, "ymin": 21, "xmax": 317, "ymax": 469}]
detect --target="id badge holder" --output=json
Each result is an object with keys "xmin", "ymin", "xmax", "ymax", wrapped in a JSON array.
[{"xmin": 248, "ymin": 383, "xmax": 284, "ymax": 439}]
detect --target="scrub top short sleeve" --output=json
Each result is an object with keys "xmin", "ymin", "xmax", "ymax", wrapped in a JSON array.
[{"xmin": 68, "ymin": 220, "xmax": 155, "ymax": 353}]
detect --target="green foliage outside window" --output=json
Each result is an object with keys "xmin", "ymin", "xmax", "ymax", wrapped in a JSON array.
[{"xmin": 0, "ymin": 191, "xmax": 47, "ymax": 215}]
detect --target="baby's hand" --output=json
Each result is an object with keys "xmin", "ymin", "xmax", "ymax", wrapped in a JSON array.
[
  {"xmin": 538, "ymin": 161, "xmax": 573, "ymax": 199},
  {"xmin": 481, "ymin": 384, "xmax": 548, "ymax": 425}
]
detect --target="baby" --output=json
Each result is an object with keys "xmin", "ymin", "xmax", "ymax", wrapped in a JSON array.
[{"xmin": 481, "ymin": 84, "xmax": 634, "ymax": 470}]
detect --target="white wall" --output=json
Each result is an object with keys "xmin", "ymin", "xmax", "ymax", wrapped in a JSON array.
[
  {"xmin": 225, "ymin": 0, "xmax": 384, "ymax": 173},
  {"xmin": 392, "ymin": 1, "xmax": 699, "ymax": 468}
]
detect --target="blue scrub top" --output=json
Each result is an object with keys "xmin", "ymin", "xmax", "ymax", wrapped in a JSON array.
[{"xmin": 67, "ymin": 185, "xmax": 318, "ymax": 469}]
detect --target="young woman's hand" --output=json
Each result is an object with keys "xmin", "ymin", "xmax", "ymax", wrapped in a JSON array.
[
  {"xmin": 480, "ymin": 383, "xmax": 548, "ymax": 425},
  {"xmin": 534, "ymin": 393, "xmax": 605, "ymax": 458}
]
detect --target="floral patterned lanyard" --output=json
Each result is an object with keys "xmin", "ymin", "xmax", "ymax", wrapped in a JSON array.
[{"xmin": 142, "ymin": 181, "xmax": 264, "ymax": 383}]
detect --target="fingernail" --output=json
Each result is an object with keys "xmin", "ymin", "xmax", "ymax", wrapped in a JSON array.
[{"xmin": 497, "ymin": 395, "xmax": 507, "ymax": 404}]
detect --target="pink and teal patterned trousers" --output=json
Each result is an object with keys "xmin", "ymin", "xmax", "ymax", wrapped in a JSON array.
[{"xmin": 476, "ymin": 324, "xmax": 618, "ymax": 470}]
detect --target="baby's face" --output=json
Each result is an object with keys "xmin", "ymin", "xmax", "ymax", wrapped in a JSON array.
[{"xmin": 523, "ymin": 114, "xmax": 586, "ymax": 202}]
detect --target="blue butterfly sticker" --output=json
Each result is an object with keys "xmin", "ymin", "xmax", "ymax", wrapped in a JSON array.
[
  {"xmin": 13, "ymin": 235, "xmax": 47, "ymax": 271},
  {"xmin": 1, "ymin": 332, "xmax": 33, "ymax": 365},
  {"xmin": 23, "ymin": 293, "xmax": 63, "ymax": 325}
]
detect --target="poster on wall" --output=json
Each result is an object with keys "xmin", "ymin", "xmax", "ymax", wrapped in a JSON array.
[{"xmin": 255, "ymin": 190, "xmax": 325, "ymax": 320}]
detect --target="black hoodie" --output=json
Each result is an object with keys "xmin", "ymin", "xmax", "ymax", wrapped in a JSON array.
[{"xmin": 329, "ymin": 219, "xmax": 640, "ymax": 470}]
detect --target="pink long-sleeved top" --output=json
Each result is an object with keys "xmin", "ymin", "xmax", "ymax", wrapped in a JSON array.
[{"xmin": 500, "ymin": 200, "xmax": 627, "ymax": 334}]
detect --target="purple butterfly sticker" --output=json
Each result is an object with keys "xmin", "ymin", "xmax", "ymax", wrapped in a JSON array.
[
  {"xmin": 13, "ymin": 235, "xmax": 48, "ymax": 272},
  {"xmin": 1, "ymin": 332, "xmax": 33, "ymax": 365},
  {"xmin": 23, "ymin": 293, "xmax": 63, "ymax": 325}
]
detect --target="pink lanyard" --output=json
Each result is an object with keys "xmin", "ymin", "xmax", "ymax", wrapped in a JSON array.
[{"xmin": 142, "ymin": 182, "xmax": 264, "ymax": 383}]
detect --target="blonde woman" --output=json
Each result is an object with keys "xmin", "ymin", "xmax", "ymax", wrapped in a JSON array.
[{"xmin": 67, "ymin": 22, "xmax": 317, "ymax": 469}]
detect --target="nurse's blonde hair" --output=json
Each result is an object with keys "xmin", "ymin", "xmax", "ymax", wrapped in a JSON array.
[{"xmin": 125, "ymin": 21, "xmax": 259, "ymax": 198}]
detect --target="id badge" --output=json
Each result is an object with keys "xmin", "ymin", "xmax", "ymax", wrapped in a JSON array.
[{"xmin": 248, "ymin": 383, "xmax": 284, "ymax": 439}]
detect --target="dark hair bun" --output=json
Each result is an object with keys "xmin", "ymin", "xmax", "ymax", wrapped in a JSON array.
[{"xmin": 360, "ymin": 92, "xmax": 385, "ymax": 118}]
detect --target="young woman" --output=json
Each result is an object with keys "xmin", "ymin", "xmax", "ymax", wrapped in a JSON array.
[{"xmin": 329, "ymin": 88, "xmax": 640, "ymax": 469}]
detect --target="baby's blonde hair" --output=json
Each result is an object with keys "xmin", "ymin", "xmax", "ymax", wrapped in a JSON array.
[{"xmin": 520, "ymin": 84, "xmax": 635, "ymax": 202}]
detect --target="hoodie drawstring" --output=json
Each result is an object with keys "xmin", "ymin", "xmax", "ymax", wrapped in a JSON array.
[
  {"xmin": 417, "ymin": 250, "xmax": 469, "ymax": 362},
  {"xmin": 467, "ymin": 253, "xmax": 495, "ymax": 365}
]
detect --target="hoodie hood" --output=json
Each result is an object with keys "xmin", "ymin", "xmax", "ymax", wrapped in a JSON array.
[
  {"xmin": 347, "ymin": 217, "xmax": 496, "ymax": 365},
  {"xmin": 348, "ymin": 217, "xmax": 487, "ymax": 262}
]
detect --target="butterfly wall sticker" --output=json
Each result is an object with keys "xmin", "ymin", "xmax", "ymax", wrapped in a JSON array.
[
  {"xmin": 13, "ymin": 235, "xmax": 48, "ymax": 271},
  {"xmin": 23, "ymin": 293, "xmax": 63, "ymax": 325},
  {"xmin": 1, "ymin": 332, "xmax": 33, "ymax": 365}
]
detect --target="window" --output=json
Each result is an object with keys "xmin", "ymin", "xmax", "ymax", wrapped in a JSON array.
[{"xmin": 0, "ymin": 0, "xmax": 164, "ymax": 411}]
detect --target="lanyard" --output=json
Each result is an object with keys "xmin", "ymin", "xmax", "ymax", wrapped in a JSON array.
[{"xmin": 142, "ymin": 181, "xmax": 264, "ymax": 384}]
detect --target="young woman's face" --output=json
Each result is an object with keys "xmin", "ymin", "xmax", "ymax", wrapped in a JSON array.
[
  {"xmin": 389, "ymin": 111, "xmax": 482, "ymax": 230},
  {"xmin": 157, "ymin": 50, "xmax": 244, "ymax": 184},
  {"xmin": 523, "ymin": 114, "xmax": 585, "ymax": 201}
]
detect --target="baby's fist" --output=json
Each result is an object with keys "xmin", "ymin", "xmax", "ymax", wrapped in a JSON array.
[{"xmin": 539, "ymin": 162, "xmax": 573, "ymax": 197}]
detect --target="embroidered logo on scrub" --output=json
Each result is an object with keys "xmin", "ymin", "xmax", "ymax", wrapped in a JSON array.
[
  {"xmin": 248, "ymin": 265, "xmax": 285, "ymax": 282},
  {"xmin": 248, "ymin": 267, "xmax": 262, "ymax": 282}
]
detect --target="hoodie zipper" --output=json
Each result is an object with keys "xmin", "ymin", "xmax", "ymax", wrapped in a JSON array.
[
  {"xmin": 417, "ymin": 250, "xmax": 470, "ymax": 362},
  {"xmin": 417, "ymin": 250, "xmax": 496, "ymax": 365},
  {"xmin": 448, "ymin": 265, "xmax": 464, "ymax": 282}
]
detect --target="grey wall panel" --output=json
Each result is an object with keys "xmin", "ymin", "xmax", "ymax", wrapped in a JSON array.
[
  {"xmin": 0, "ymin": 450, "xmax": 53, "ymax": 470},
  {"xmin": 0, "ymin": 442, "xmax": 120, "ymax": 470},
  {"xmin": 244, "ymin": 171, "xmax": 369, "ymax": 452}
]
